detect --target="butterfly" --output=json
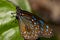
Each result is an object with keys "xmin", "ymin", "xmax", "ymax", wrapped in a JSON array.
[{"xmin": 16, "ymin": 6, "xmax": 53, "ymax": 40}]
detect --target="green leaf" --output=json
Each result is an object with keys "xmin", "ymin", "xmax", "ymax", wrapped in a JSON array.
[{"xmin": 0, "ymin": 0, "xmax": 32, "ymax": 40}]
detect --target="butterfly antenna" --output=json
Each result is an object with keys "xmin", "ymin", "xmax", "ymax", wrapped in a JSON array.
[{"xmin": 7, "ymin": 0, "xmax": 22, "ymax": 19}]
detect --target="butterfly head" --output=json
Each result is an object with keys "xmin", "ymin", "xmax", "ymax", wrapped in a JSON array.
[
  {"xmin": 16, "ymin": 6, "xmax": 22, "ymax": 13},
  {"xmin": 16, "ymin": 6, "xmax": 23, "ymax": 19}
]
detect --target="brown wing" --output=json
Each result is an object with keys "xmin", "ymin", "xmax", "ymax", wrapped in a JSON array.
[
  {"xmin": 18, "ymin": 13, "xmax": 41, "ymax": 40},
  {"xmin": 40, "ymin": 24, "xmax": 53, "ymax": 38}
]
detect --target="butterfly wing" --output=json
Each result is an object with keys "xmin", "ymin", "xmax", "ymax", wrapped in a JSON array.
[
  {"xmin": 16, "ymin": 10, "xmax": 41, "ymax": 40},
  {"xmin": 16, "ymin": 6, "xmax": 53, "ymax": 39},
  {"xmin": 38, "ymin": 20, "xmax": 53, "ymax": 38}
]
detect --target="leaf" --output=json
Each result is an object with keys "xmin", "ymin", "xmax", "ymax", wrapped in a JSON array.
[
  {"xmin": 0, "ymin": 0, "xmax": 32, "ymax": 40},
  {"xmin": 0, "ymin": 0, "xmax": 24, "ymax": 40}
]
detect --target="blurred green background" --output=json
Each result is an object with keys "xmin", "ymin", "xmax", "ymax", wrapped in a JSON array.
[{"xmin": 0, "ymin": 0, "xmax": 57, "ymax": 40}]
